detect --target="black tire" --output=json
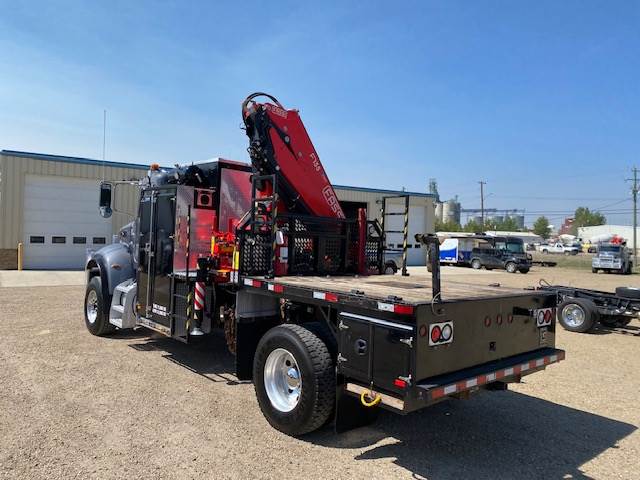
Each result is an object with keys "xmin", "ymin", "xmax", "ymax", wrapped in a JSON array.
[
  {"xmin": 471, "ymin": 259, "xmax": 482, "ymax": 270},
  {"xmin": 384, "ymin": 261, "xmax": 397, "ymax": 275},
  {"xmin": 84, "ymin": 276, "xmax": 115, "ymax": 336},
  {"xmin": 518, "ymin": 267, "xmax": 530, "ymax": 274},
  {"xmin": 542, "ymin": 249, "xmax": 548, "ymax": 254},
  {"xmin": 505, "ymin": 262, "xmax": 517, "ymax": 273},
  {"xmin": 253, "ymin": 323, "xmax": 335, "ymax": 436},
  {"xmin": 592, "ymin": 268, "xmax": 598, "ymax": 274},
  {"xmin": 557, "ymin": 298, "xmax": 599, "ymax": 333},
  {"xmin": 616, "ymin": 287, "xmax": 640, "ymax": 300}
]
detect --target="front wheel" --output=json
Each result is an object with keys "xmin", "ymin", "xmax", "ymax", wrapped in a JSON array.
[
  {"xmin": 253, "ymin": 323, "xmax": 335, "ymax": 436},
  {"xmin": 557, "ymin": 298, "xmax": 599, "ymax": 333},
  {"xmin": 505, "ymin": 262, "xmax": 517, "ymax": 273},
  {"xmin": 84, "ymin": 276, "xmax": 115, "ymax": 336}
]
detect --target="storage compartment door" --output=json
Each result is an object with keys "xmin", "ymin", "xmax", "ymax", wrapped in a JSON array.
[{"xmin": 338, "ymin": 312, "xmax": 413, "ymax": 393}]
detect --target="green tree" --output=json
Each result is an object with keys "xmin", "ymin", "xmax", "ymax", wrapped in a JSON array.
[
  {"xmin": 533, "ymin": 216, "xmax": 551, "ymax": 239},
  {"xmin": 435, "ymin": 219, "xmax": 462, "ymax": 232},
  {"xmin": 571, "ymin": 207, "xmax": 606, "ymax": 235},
  {"xmin": 463, "ymin": 219, "xmax": 483, "ymax": 233}
]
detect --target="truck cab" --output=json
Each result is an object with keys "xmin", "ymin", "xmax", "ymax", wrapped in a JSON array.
[{"xmin": 592, "ymin": 243, "xmax": 633, "ymax": 274}]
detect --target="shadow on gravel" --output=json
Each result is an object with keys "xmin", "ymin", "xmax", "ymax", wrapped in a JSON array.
[
  {"xmin": 308, "ymin": 391, "xmax": 636, "ymax": 480},
  {"xmin": 127, "ymin": 331, "xmax": 247, "ymax": 385}
]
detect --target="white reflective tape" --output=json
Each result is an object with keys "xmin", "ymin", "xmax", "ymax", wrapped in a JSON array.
[
  {"xmin": 550, "ymin": 355, "xmax": 557, "ymax": 362},
  {"xmin": 520, "ymin": 363, "xmax": 529, "ymax": 372},
  {"xmin": 504, "ymin": 367, "xmax": 514, "ymax": 376},
  {"xmin": 377, "ymin": 302, "xmax": 394, "ymax": 312},
  {"xmin": 466, "ymin": 378, "xmax": 478, "ymax": 388},
  {"xmin": 486, "ymin": 373, "xmax": 496, "ymax": 382},
  {"xmin": 268, "ymin": 284, "xmax": 275, "ymax": 291},
  {"xmin": 444, "ymin": 384, "xmax": 457, "ymax": 395},
  {"xmin": 536, "ymin": 358, "xmax": 544, "ymax": 367},
  {"xmin": 243, "ymin": 278, "xmax": 253, "ymax": 286},
  {"xmin": 313, "ymin": 291, "xmax": 326, "ymax": 300}
]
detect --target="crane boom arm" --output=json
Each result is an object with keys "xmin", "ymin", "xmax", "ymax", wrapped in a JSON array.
[{"xmin": 242, "ymin": 93, "xmax": 345, "ymax": 219}]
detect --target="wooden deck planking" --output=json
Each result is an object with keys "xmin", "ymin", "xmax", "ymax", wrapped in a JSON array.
[{"xmin": 253, "ymin": 274, "xmax": 534, "ymax": 305}]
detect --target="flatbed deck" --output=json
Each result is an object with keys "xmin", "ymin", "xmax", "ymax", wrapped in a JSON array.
[{"xmin": 247, "ymin": 273, "xmax": 537, "ymax": 306}]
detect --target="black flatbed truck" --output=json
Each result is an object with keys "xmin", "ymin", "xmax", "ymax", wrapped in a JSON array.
[{"xmin": 85, "ymin": 93, "xmax": 565, "ymax": 436}]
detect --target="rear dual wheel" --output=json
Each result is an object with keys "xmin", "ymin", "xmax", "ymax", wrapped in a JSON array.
[{"xmin": 253, "ymin": 323, "xmax": 335, "ymax": 436}]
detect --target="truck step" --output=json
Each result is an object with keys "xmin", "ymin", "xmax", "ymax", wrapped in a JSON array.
[
  {"xmin": 111, "ymin": 304, "xmax": 125, "ymax": 314},
  {"xmin": 114, "ymin": 282, "xmax": 135, "ymax": 294}
]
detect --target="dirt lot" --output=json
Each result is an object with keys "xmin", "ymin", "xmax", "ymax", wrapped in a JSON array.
[{"xmin": 1, "ymin": 267, "xmax": 639, "ymax": 479}]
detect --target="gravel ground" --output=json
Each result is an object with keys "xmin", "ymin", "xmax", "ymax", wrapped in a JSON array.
[{"xmin": 1, "ymin": 269, "xmax": 638, "ymax": 480}]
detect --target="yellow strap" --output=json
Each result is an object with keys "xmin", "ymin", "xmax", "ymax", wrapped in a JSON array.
[{"xmin": 360, "ymin": 390, "xmax": 381, "ymax": 407}]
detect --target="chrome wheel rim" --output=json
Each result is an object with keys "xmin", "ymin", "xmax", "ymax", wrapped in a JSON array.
[
  {"xmin": 264, "ymin": 348, "xmax": 302, "ymax": 413},
  {"xmin": 562, "ymin": 304, "xmax": 585, "ymax": 328},
  {"xmin": 506, "ymin": 263, "xmax": 516, "ymax": 273},
  {"xmin": 86, "ymin": 290, "xmax": 99, "ymax": 324}
]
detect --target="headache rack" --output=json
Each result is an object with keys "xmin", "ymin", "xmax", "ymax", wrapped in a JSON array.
[{"xmin": 237, "ymin": 213, "xmax": 384, "ymax": 277}]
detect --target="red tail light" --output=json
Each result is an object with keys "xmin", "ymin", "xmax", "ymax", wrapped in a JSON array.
[
  {"xmin": 430, "ymin": 325, "xmax": 442, "ymax": 343},
  {"xmin": 394, "ymin": 378, "xmax": 407, "ymax": 388}
]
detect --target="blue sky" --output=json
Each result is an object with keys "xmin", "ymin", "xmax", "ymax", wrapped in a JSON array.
[{"xmin": 1, "ymin": 1, "xmax": 638, "ymax": 227}]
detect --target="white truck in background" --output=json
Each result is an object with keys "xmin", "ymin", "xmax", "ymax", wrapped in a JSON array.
[{"xmin": 538, "ymin": 242, "xmax": 580, "ymax": 255}]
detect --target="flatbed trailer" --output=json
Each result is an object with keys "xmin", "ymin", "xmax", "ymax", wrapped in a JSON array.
[{"xmin": 539, "ymin": 283, "xmax": 640, "ymax": 332}]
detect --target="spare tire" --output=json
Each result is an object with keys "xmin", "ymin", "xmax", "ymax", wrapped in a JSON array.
[{"xmin": 616, "ymin": 287, "xmax": 640, "ymax": 300}]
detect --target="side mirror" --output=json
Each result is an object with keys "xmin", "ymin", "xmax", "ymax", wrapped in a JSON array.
[{"xmin": 99, "ymin": 182, "xmax": 113, "ymax": 218}]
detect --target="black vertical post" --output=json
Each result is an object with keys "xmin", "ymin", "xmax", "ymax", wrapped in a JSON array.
[
  {"xmin": 428, "ymin": 235, "xmax": 441, "ymax": 300},
  {"xmin": 401, "ymin": 195, "xmax": 409, "ymax": 276}
]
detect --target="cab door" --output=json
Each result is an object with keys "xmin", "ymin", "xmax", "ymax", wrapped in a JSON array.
[{"xmin": 137, "ymin": 187, "xmax": 176, "ymax": 329}]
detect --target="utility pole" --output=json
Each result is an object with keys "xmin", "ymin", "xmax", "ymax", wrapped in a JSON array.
[
  {"xmin": 102, "ymin": 109, "xmax": 107, "ymax": 180},
  {"xmin": 630, "ymin": 167, "xmax": 638, "ymax": 268},
  {"xmin": 479, "ymin": 180, "xmax": 486, "ymax": 231}
]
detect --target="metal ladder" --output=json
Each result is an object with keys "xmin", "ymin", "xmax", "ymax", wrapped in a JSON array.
[{"xmin": 380, "ymin": 194, "xmax": 410, "ymax": 276}]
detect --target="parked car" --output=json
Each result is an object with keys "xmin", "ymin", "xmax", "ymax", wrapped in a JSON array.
[
  {"xmin": 470, "ymin": 238, "xmax": 531, "ymax": 273},
  {"xmin": 592, "ymin": 243, "xmax": 633, "ymax": 274},
  {"xmin": 539, "ymin": 242, "xmax": 579, "ymax": 255}
]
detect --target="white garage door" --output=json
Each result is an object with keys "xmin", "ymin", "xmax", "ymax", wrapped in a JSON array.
[
  {"xmin": 23, "ymin": 175, "xmax": 112, "ymax": 269},
  {"xmin": 385, "ymin": 201, "xmax": 427, "ymax": 266}
]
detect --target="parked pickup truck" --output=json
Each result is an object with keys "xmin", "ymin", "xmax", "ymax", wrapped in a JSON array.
[
  {"xmin": 592, "ymin": 243, "xmax": 633, "ymax": 274},
  {"xmin": 539, "ymin": 243, "xmax": 579, "ymax": 255}
]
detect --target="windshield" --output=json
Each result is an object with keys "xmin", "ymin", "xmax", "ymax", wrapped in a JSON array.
[
  {"xmin": 599, "ymin": 246, "xmax": 620, "ymax": 253},
  {"xmin": 505, "ymin": 241, "xmax": 524, "ymax": 253}
]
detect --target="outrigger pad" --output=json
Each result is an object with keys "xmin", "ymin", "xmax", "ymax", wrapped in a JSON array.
[{"xmin": 334, "ymin": 384, "xmax": 380, "ymax": 433}]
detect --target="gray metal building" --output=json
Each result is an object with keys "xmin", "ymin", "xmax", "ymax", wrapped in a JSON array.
[{"xmin": 0, "ymin": 150, "xmax": 435, "ymax": 269}]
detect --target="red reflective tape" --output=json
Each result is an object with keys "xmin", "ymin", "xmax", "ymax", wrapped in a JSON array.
[
  {"xmin": 431, "ymin": 388, "xmax": 445, "ymax": 400},
  {"xmin": 495, "ymin": 370, "xmax": 505, "ymax": 380},
  {"xmin": 456, "ymin": 381, "xmax": 467, "ymax": 392},
  {"xmin": 543, "ymin": 357, "xmax": 551, "ymax": 365},
  {"xmin": 252, "ymin": 280, "xmax": 262, "ymax": 288},
  {"xmin": 513, "ymin": 365, "xmax": 522, "ymax": 375},
  {"xmin": 476, "ymin": 374, "xmax": 487, "ymax": 385},
  {"xmin": 558, "ymin": 351, "xmax": 565, "ymax": 361},
  {"xmin": 267, "ymin": 283, "xmax": 284, "ymax": 293},
  {"xmin": 529, "ymin": 360, "xmax": 537, "ymax": 369},
  {"xmin": 325, "ymin": 293, "xmax": 338, "ymax": 303},
  {"xmin": 393, "ymin": 304, "xmax": 414, "ymax": 315}
]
